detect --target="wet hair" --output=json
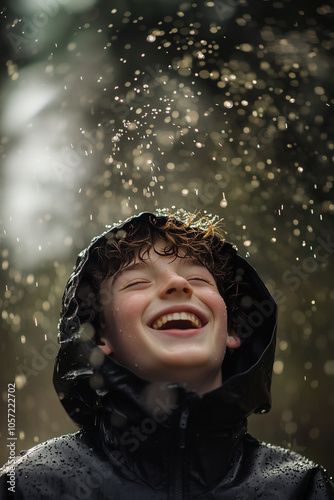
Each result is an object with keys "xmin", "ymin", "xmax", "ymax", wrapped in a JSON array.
[{"xmin": 79, "ymin": 213, "xmax": 241, "ymax": 339}]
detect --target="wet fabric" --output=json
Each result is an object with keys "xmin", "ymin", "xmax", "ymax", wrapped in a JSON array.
[{"xmin": 1, "ymin": 212, "xmax": 333, "ymax": 499}]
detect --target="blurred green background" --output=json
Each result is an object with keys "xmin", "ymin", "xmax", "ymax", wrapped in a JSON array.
[{"xmin": 1, "ymin": 0, "xmax": 333, "ymax": 477}]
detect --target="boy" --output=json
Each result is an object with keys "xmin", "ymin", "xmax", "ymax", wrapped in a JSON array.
[{"xmin": 1, "ymin": 210, "xmax": 333, "ymax": 499}]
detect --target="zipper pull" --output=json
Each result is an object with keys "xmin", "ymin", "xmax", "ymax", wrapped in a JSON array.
[
  {"xmin": 179, "ymin": 408, "xmax": 189, "ymax": 449},
  {"xmin": 179, "ymin": 408, "xmax": 189, "ymax": 429}
]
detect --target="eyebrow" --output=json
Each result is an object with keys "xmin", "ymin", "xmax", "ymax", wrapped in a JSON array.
[{"xmin": 111, "ymin": 261, "xmax": 149, "ymax": 286}]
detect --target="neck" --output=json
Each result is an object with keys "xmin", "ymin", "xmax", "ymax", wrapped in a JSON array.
[
  {"xmin": 136, "ymin": 365, "xmax": 223, "ymax": 396},
  {"xmin": 176, "ymin": 370, "xmax": 223, "ymax": 396}
]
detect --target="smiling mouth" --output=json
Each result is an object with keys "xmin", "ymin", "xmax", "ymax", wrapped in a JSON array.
[{"xmin": 151, "ymin": 312, "xmax": 203, "ymax": 331}]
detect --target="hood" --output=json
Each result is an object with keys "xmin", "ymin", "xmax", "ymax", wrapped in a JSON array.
[{"xmin": 53, "ymin": 211, "xmax": 277, "ymax": 429}]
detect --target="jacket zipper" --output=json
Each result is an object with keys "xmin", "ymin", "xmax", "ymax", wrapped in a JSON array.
[{"xmin": 172, "ymin": 408, "xmax": 189, "ymax": 500}]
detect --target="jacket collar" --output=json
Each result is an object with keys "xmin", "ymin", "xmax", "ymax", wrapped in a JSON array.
[{"xmin": 93, "ymin": 354, "xmax": 247, "ymax": 493}]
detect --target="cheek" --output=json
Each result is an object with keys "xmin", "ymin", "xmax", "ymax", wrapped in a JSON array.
[
  {"xmin": 207, "ymin": 290, "xmax": 227, "ymax": 318},
  {"xmin": 121, "ymin": 292, "xmax": 149, "ymax": 318},
  {"xmin": 104, "ymin": 294, "xmax": 145, "ymax": 333},
  {"xmin": 101, "ymin": 297, "xmax": 121, "ymax": 335}
]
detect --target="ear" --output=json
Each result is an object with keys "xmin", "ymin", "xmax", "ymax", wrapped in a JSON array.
[
  {"xmin": 97, "ymin": 337, "xmax": 113, "ymax": 356},
  {"xmin": 226, "ymin": 329, "xmax": 241, "ymax": 349}
]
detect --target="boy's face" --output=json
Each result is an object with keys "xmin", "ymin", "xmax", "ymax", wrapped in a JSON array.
[{"xmin": 98, "ymin": 240, "xmax": 240, "ymax": 395}]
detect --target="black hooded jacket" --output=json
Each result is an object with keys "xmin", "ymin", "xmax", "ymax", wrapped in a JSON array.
[{"xmin": 1, "ymin": 212, "xmax": 333, "ymax": 499}]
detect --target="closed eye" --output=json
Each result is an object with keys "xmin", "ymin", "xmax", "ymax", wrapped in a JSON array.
[
  {"xmin": 122, "ymin": 280, "xmax": 151, "ymax": 290},
  {"xmin": 188, "ymin": 276, "xmax": 212, "ymax": 284}
]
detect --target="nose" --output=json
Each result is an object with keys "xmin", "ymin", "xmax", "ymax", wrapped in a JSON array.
[{"xmin": 159, "ymin": 272, "xmax": 193, "ymax": 298}]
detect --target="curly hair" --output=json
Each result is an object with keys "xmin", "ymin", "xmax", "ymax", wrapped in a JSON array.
[{"xmin": 79, "ymin": 212, "xmax": 241, "ymax": 338}]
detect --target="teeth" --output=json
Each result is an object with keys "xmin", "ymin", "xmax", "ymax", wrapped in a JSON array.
[{"xmin": 152, "ymin": 312, "xmax": 202, "ymax": 330}]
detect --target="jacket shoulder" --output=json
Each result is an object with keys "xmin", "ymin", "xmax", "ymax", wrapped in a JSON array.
[
  {"xmin": 240, "ymin": 434, "xmax": 334, "ymax": 499},
  {"xmin": 0, "ymin": 431, "xmax": 116, "ymax": 500},
  {"xmin": 0, "ymin": 431, "xmax": 89, "ymax": 474}
]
